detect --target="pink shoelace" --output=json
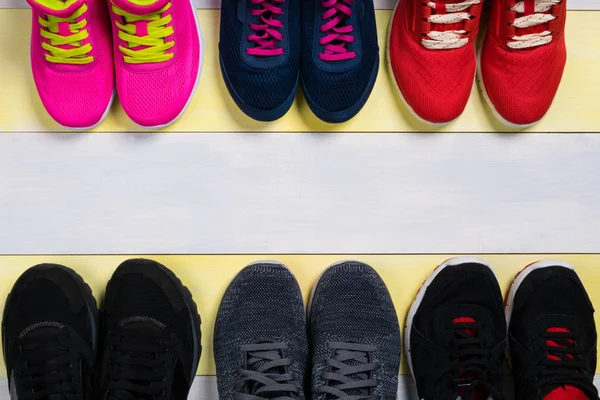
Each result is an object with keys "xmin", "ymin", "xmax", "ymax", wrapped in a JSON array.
[
  {"xmin": 247, "ymin": 0, "xmax": 284, "ymax": 56},
  {"xmin": 319, "ymin": 0, "xmax": 356, "ymax": 61}
]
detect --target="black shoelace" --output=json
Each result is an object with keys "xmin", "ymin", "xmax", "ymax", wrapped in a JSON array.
[
  {"xmin": 14, "ymin": 329, "xmax": 78, "ymax": 400},
  {"xmin": 534, "ymin": 329, "xmax": 597, "ymax": 396},
  {"xmin": 440, "ymin": 320, "xmax": 503, "ymax": 400},
  {"xmin": 105, "ymin": 330, "xmax": 176, "ymax": 400},
  {"xmin": 319, "ymin": 342, "xmax": 380, "ymax": 400},
  {"xmin": 235, "ymin": 342, "xmax": 299, "ymax": 400}
]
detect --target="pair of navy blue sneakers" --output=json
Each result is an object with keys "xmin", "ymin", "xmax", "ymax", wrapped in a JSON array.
[{"xmin": 219, "ymin": 0, "xmax": 380, "ymax": 123}]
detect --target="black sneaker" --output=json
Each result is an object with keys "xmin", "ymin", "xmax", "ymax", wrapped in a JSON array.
[
  {"xmin": 97, "ymin": 259, "xmax": 201, "ymax": 400},
  {"xmin": 506, "ymin": 261, "xmax": 599, "ymax": 400},
  {"xmin": 2, "ymin": 264, "xmax": 98, "ymax": 400},
  {"xmin": 214, "ymin": 262, "xmax": 308, "ymax": 400},
  {"xmin": 309, "ymin": 261, "xmax": 401, "ymax": 400},
  {"xmin": 405, "ymin": 257, "xmax": 506, "ymax": 400}
]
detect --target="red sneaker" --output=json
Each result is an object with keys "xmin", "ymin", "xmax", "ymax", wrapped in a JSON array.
[
  {"xmin": 479, "ymin": 0, "xmax": 567, "ymax": 128},
  {"xmin": 387, "ymin": 0, "xmax": 484, "ymax": 126}
]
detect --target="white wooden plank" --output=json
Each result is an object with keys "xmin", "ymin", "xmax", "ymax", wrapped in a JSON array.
[
  {"xmin": 0, "ymin": 375, "xmax": 598, "ymax": 400},
  {"xmin": 1, "ymin": 0, "xmax": 598, "ymax": 10},
  {"xmin": 1, "ymin": 133, "xmax": 600, "ymax": 255}
]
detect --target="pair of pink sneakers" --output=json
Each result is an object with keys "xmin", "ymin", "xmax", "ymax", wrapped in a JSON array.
[{"xmin": 28, "ymin": 0, "xmax": 202, "ymax": 129}]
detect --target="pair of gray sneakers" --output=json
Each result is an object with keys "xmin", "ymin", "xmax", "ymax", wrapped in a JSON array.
[{"xmin": 213, "ymin": 261, "xmax": 402, "ymax": 400}]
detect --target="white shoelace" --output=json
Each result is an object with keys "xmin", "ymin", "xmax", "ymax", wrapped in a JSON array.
[
  {"xmin": 508, "ymin": 0, "xmax": 561, "ymax": 49},
  {"xmin": 422, "ymin": 0, "xmax": 481, "ymax": 50}
]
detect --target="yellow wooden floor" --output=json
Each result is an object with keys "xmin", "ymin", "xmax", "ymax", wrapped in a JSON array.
[
  {"xmin": 0, "ymin": 10, "xmax": 598, "ymax": 132},
  {"xmin": 0, "ymin": 254, "xmax": 599, "ymax": 375}
]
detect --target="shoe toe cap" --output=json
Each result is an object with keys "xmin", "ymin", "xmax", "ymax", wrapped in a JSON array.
[
  {"xmin": 117, "ymin": 60, "xmax": 199, "ymax": 128},
  {"xmin": 35, "ymin": 66, "xmax": 113, "ymax": 129},
  {"xmin": 480, "ymin": 41, "xmax": 566, "ymax": 127},
  {"xmin": 221, "ymin": 61, "xmax": 298, "ymax": 121},
  {"xmin": 390, "ymin": 42, "xmax": 475, "ymax": 125},
  {"xmin": 301, "ymin": 58, "xmax": 378, "ymax": 122}
]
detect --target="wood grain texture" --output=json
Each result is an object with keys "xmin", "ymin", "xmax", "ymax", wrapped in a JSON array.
[
  {"xmin": 1, "ymin": 10, "xmax": 599, "ymax": 133},
  {"xmin": 0, "ymin": 376, "xmax": 597, "ymax": 399},
  {"xmin": 1, "ymin": 133, "xmax": 600, "ymax": 255},
  {"xmin": 1, "ymin": 0, "xmax": 598, "ymax": 9}
]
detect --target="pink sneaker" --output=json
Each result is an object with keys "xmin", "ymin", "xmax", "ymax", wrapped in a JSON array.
[
  {"xmin": 108, "ymin": 0, "xmax": 202, "ymax": 128},
  {"xmin": 27, "ymin": 0, "xmax": 114, "ymax": 129}
]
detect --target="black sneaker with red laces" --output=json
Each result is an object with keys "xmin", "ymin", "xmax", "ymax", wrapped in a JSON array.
[
  {"xmin": 507, "ymin": 261, "xmax": 599, "ymax": 400},
  {"xmin": 405, "ymin": 257, "xmax": 506, "ymax": 400}
]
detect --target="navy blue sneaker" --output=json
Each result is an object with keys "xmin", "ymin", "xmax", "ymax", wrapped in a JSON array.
[
  {"xmin": 214, "ymin": 262, "xmax": 308, "ymax": 399},
  {"xmin": 301, "ymin": 0, "xmax": 379, "ymax": 123},
  {"xmin": 309, "ymin": 261, "xmax": 401, "ymax": 400},
  {"xmin": 219, "ymin": 0, "xmax": 301, "ymax": 121}
]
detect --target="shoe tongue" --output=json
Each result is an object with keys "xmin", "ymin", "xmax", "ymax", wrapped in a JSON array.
[
  {"xmin": 246, "ymin": 342, "xmax": 290, "ymax": 399},
  {"xmin": 119, "ymin": 316, "xmax": 168, "ymax": 333},
  {"xmin": 26, "ymin": 0, "xmax": 84, "ymax": 17},
  {"xmin": 545, "ymin": 327, "xmax": 575, "ymax": 361},
  {"xmin": 19, "ymin": 323, "xmax": 71, "ymax": 400},
  {"xmin": 19, "ymin": 322, "xmax": 65, "ymax": 339},
  {"xmin": 544, "ymin": 386, "xmax": 589, "ymax": 400},
  {"xmin": 110, "ymin": 0, "xmax": 169, "ymax": 16},
  {"xmin": 450, "ymin": 316, "xmax": 492, "ymax": 400},
  {"xmin": 338, "ymin": 357, "xmax": 370, "ymax": 397},
  {"xmin": 46, "ymin": 394, "xmax": 68, "ymax": 400},
  {"xmin": 453, "ymin": 317, "xmax": 478, "ymax": 337}
]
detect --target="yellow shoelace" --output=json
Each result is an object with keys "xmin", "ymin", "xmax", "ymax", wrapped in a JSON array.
[
  {"xmin": 39, "ymin": 4, "xmax": 93, "ymax": 64},
  {"xmin": 112, "ymin": 3, "xmax": 174, "ymax": 64}
]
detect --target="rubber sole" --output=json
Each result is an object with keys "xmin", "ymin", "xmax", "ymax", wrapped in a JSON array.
[
  {"xmin": 105, "ymin": 260, "xmax": 202, "ymax": 381},
  {"xmin": 403, "ymin": 256, "xmax": 498, "ymax": 380},
  {"xmin": 1, "ymin": 263, "xmax": 99, "ymax": 366}
]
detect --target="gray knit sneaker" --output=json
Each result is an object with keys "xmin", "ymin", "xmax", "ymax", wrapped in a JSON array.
[
  {"xmin": 214, "ymin": 262, "xmax": 308, "ymax": 400},
  {"xmin": 309, "ymin": 261, "xmax": 401, "ymax": 400}
]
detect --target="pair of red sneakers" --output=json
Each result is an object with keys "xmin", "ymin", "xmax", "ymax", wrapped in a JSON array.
[{"xmin": 388, "ymin": 0, "xmax": 567, "ymax": 128}]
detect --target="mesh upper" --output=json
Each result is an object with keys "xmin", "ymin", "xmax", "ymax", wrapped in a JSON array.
[
  {"xmin": 102, "ymin": 259, "xmax": 199, "ymax": 383},
  {"xmin": 219, "ymin": 0, "xmax": 300, "ymax": 111},
  {"xmin": 480, "ymin": 33, "xmax": 567, "ymax": 126},
  {"xmin": 301, "ymin": 0, "xmax": 379, "ymax": 113},
  {"xmin": 309, "ymin": 262, "xmax": 401, "ymax": 400},
  {"xmin": 509, "ymin": 266, "xmax": 598, "ymax": 400},
  {"xmin": 214, "ymin": 263, "xmax": 308, "ymax": 400},
  {"xmin": 32, "ymin": 0, "xmax": 114, "ymax": 127},
  {"xmin": 388, "ymin": 4, "xmax": 475, "ymax": 124}
]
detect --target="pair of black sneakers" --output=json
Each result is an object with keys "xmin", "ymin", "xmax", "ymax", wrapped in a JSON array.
[
  {"xmin": 2, "ymin": 259, "xmax": 201, "ymax": 400},
  {"xmin": 213, "ymin": 260, "xmax": 402, "ymax": 400},
  {"xmin": 407, "ymin": 257, "xmax": 599, "ymax": 400}
]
